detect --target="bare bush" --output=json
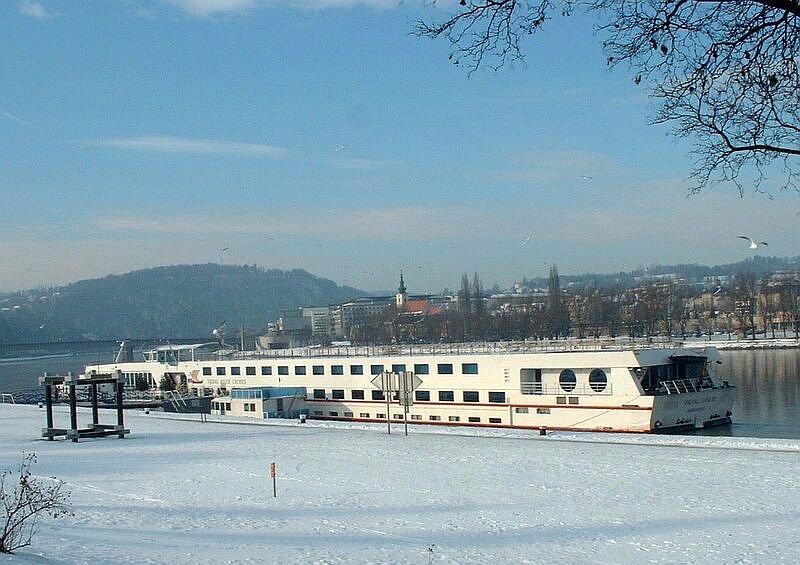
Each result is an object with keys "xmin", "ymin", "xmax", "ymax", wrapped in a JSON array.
[{"xmin": 0, "ymin": 453, "xmax": 73, "ymax": 554}]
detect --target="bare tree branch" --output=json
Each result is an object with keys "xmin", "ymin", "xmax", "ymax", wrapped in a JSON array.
[{"xmin": 414, "ymin": 1, "xmax": 800, "ymax": 194}]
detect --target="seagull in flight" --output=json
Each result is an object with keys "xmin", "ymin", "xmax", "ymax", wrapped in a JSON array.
[
  {"xmin": 335, "ymin": 144, "xmax": 347, "ymax": 152},
  {"xmin": 520, "ymin": 233, "xmax": 534, "ymax": 247},
  {"xmin": 738, "ymin": 235, "xmax": 768, "ymax": 249}
]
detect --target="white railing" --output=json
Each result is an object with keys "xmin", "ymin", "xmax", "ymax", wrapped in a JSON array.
[
  {"xmin": 519, "ymin": 383, "xmax": 613, "ymax": 396},
  {"xmin": 190, "ymin": 338, "xmax": 685, "ymax": 362},
  {"xmin": 0, "ymin": 393, "xmax": 15, "ymax": 404},
  {"xmin": 660, "ymin": 379, "xmax": 714, "ymax": 395}
]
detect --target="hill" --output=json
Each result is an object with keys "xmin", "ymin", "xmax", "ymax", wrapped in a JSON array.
[{"xmin": 0, "ymin": 264, "xmax": 364, "ymax": 344}]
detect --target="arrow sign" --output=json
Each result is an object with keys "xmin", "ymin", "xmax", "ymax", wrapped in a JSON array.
[
  {"xmin": 399, "ymin": 371, "xmax": 422, "ymax": 392},
  {"xmin": 370, "ymin": 371, "xmax": 397, "ymax": 393}
]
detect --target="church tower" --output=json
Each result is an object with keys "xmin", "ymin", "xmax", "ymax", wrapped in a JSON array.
[{"xmin": 396, "ymin": 271, "xmax": 407, "ymax": 309}]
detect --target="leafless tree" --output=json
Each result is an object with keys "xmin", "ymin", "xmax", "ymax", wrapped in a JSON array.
[
  {"xmin": 732, "ymin": 271, "xmax": 758, "ymax": 338},
  {"xmin": 1, "ymin": 453, "xmax": 73, "ymax": 554},
  {"xmin": 414, "ymin": 1, "xmax": 800, "ymax": 194}
]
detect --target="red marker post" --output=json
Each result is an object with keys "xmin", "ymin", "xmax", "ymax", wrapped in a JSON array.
[{"xmin": 270, "ymin": 462, "xmax": 277, "ymax": 498}]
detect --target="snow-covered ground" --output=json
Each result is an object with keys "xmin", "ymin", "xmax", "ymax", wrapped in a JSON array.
[{"xmin": 2, "ymin": 405, "xmax": 799, "ymax": 564}]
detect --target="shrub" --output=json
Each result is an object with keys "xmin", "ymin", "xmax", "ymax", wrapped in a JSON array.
[{"xmin": 0, "ymin": 453, "xmax": 73, "ymax": 554}]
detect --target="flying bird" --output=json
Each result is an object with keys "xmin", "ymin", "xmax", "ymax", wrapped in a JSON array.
[
  {"xmin": 520, "ymin": 233, "xmax": 534, "ymax": 247},
  {"xmin": 738, "ymin": 236, "xmax": 768, "ymax": 249},
  {"xmin": 581, "ymin": 175, "xmax": 593, "ymax": 181},
  {"xmin": 335, "ymin": 144, "xmax": 347, "ymax": 152}
]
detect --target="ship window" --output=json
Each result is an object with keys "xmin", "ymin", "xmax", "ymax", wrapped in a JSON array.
[
  {"xmin": 429, "ymin": 415, "xmax": 441, "ymax": 421},
  {"xmin": 556, "ymin": 396, "xmax": 567, "ymax": 404},
  {"xmin": 312, "ymin": 365, "xmax": 324, "ymax": 375},
  {"xmin": 245, "ymin": 366, "xmax": 256, "ymax": 376},
  {"xmin": 295, "ymin": 366, "xmax": 306, "ymax": 375},
  {"xmin": 216, "ymin": 367, "xmax": 226, "ymax": 376},
  {"xmin": 370, "ymin": 364, "xmax": 384, "ymax": 375},
  {"xmin": 372, "ymin": 390, "xmax": 385, "ymax": 400},
  {"xmin": 392, "ymin": 364, "xmax": 406, "ymax": 373},
  {"xmin": 568, "ymin": 396, "xmax": 579, "ymax": 404},
  {"xmin": 414, "ymin": 364, "xmax": 429, "ymax": 374},
  {"xmin": 393, "ymin": 414, "xmax": 404, "ymax": 420},
  {"xmin": 376, "ymin": 413, "xmax": 386, "ymax": 419},
  {"xmin": 202, "ymin": 367, "xmax": 212, "ymax": 376},
  {"xmin": 360, "ymin": 412, "xmax": 370, "ymax": 418},
  {"xmin": 350, "ymin": 365, "xmax": 363, "ymax": 375},
  {"xmin": 331, "ymin": 365, "xmax": 344, "ymax": 375},
  {"xmin": 520, "ymin": 368, "xmax": 542, "ymax": 394},
  {"xmin": 463, "ymin": 391, "xmax": 479, "ymax": 403},
  {"xmin": 243, "ymin": 403, "xmax": 251, "ymax": 412},
  {"xmin": 468, "ymin": 417, "xmax": 481, "ymax": 423},
  {"xmin": 437, "ymin": 363, "xmax": 453, "ymax": 375},
  {"xmin": 439, "ymin": 390, "xmax": 454, "ymax": 402},
  {"xmin": 415, "ymin": 390, "xmax": 430, "ymax": 401},
  {"xmin": 314, "ymin": 411, "xmax": 323, "ymax": 416},
  {"xmin": 515, "ymin": 407, "xmax": 529, "ymax": 414},
  {"xmin": 332, "ymin": 389, "xmax": 345, "ymax": 399},
  {"xmin": 589, "ymin": 369, "xmax": 608, "ymax": 392},
  {"xmin": 462, "ymin": 363, "xmax": 479, "ymax": 374},
  {"xmin": 449, "ymin": 416, "xmax": 460, "ymax": 422},
  {"xmin": 351, "ymin": 389, "xmax": 364, "ymax": 400},
  {"xmin": 231, "ymin": 367, "xmax": 241, "ymax": 376},
  {"xmin": 261, "ymin": 366, "xmax": 272, "ymax": 376},
  {"xmin": 489, "ymin": 418, "xmax": 502, "ymax": 424},
  {"xmin": 313, "ymin": 389, "xmax": 325, "ymax": 399},
  {"xmin": 225, "ymin": 403, "xmax": 231, "ymax": 411},
  {"xmin": 488, "ymin": 392, "xmax": 506, "ymax": 403},
  {"xmin": 329, "ymin": 412, "xmax": 338, "ymax": 417},
  {"xmin": 559, "ymin": 369, "xmax": 577, "ymax": 392},
  {"xmin": 411, "ymin": 414, "xmax": 422, "ymax": 420},
  {"xmin": 537, "ymin": 408, "xmax": 550, "ymax": 414},
  {"xmin": 344, "ymin": 411, "xmax": 353, "ymax": 417},
  {"xmin": 278, "ymin": 366, "xmax": 289, "ymax": 375}
]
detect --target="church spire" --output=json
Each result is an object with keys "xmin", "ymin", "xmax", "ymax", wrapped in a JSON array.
[{"xmin": 396, "ymin": 271, "xmax": 407, "ymax": 309}]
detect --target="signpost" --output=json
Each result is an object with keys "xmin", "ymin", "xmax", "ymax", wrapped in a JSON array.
[
  {"xmin": 270, "ymin": 462, "xmax": 276, "ymax": 498},
  {"xmin": 370, "ymin": 370, "xmax": 423, "ymax": 436}
]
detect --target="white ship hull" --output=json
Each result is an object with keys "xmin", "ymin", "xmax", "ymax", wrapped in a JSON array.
[{"xmin": 86, "ymin": 342, "xmax": 734, "ymax": 433}]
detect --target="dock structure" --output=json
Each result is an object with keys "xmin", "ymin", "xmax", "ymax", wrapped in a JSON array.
[{"xmin": 39, "ymin": 370, "xmax": 130, "ymax": 442}]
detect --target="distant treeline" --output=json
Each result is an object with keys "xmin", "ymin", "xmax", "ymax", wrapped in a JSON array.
[{"xmin": 0, "ymin": 264, "xmax": 363, "ymax": 344}]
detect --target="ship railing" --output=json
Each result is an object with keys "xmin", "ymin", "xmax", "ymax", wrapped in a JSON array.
[
  {"xmin": 659, "ymin": 378, "xmax": 714, "ymax": 395},
  {"xmin": 519, "ymin": 383, "xmax": 614, "ymax": 396},
  {"xmin": 0, "ymin": 393, "xmax": 15, "ymax": 404},
  {"xmin": 190, "ymin": 338, "xmax": 685, "ymax": 361}
]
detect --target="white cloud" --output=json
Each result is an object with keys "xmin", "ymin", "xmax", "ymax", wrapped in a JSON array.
[
  {"xmin": 166, "ymin": 0, "xmax": 403, "ymax": 17},
  {"xmin": 165, "ymin": 0, "xmax": 257, "ymax": 16},
  {"xmin": 87, "ymin": 135, "xmax": 289, "ymax": 158},
  {"xmin": 18, "ymin": 1, "xmax": 51, "ymax": 19},
  {"xmin": 92, "ymin": 204, "xmax": 491, "ymax": 241}
]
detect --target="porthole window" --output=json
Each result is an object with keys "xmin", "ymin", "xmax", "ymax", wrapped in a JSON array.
[
  {"xmin": 559, "ymin": 369, "xmax": 577, "ymax": 392},
  {"xmin": 589, "ymin": 369, "xmax": 607, "ymax": 392}
]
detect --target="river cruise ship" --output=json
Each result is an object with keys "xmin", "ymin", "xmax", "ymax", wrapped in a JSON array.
[{"xmin": 85, "ymin": 340, "xmax": 734, "ymax": 433}]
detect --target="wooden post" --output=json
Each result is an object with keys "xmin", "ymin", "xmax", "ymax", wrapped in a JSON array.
[
  {"xmin": 116, "ymin": 380, "xmax": 125, "ymax": 438},
  {"xmin": 270, "ymin": 462, "xmax": 277, "ymax": 498},
  {"xmin": 44, "ymin": 383, "xmax": 54, "ymax": 440},
  {"xmin": 69, "ymin": 383, "xmax": 78, "ymax": 442},
  {"xmin": 91, "ymin": 382, "xmax": 99, "ymax": 427}
]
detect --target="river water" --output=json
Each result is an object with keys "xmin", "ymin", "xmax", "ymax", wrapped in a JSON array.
[{"xmin": 1, "ymin": 346, "xmax": 798, "ymax": 439}]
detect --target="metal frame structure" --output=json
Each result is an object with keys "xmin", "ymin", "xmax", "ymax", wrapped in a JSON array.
[{"xmin": 39, "ymin": 371, "xmax": 130, "ymax": 442}]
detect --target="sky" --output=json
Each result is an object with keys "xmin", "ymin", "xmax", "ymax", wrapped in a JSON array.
[
  {"xmin": 2, "ymin": 0, "xmax": 799, "ymax": 294},
  {"xmin": 1, "ymin": 404, "xmax": 799, "ymax": 563}
]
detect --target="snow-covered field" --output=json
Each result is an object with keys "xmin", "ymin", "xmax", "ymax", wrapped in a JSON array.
[{"xmin": 2, "ymin": 405, "xmax": 799, "ymax": 564}]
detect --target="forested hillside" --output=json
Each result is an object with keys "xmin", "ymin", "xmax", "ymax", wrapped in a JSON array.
[{"xmin": 0, "ymin": 264, "xmax": 363, "ymax": 344}]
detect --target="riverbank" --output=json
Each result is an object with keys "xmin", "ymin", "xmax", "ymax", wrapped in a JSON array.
[
  {"xmin": 682, "ymin": 337, "xmax": 800, "ymax": 350},
  {"xmin": 1, "ymin": 403, "xmax": 799, "ymax": 564}
]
